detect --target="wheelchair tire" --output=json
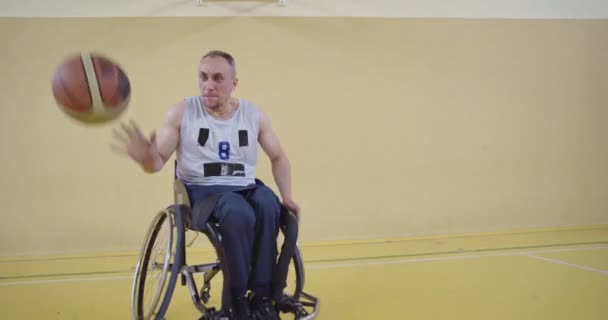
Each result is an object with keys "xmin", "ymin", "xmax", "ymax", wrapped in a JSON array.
[{"xmin": 131, "ymin": 207, "xmax": 186, "ymax": 320}]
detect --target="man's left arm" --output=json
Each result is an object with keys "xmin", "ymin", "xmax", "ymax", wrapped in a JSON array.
[{"xmin": 258, "ymin": 109, "xmax": 300, "ymax": 215}]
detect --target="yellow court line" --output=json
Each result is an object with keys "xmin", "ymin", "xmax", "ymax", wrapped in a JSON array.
[
  {"xmin": 2, "ymin": 224, "xmax": 607, "ymax": 262},
  {"xmin": 1, "ymin": 244, "xmax": 607, "ymax": 286},
  {"xmin": 303, "ymin": 224, "xmax": 608, "ymax": 247}
]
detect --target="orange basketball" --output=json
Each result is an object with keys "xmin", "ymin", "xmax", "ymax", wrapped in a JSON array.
[{"xmin": 52, "ymin": 52, "xmax": 131, "ymax": 124}]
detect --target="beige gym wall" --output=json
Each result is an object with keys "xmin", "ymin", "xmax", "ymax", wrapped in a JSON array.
[{"xmin": 0, "ymin": 17, "xmax": 606, "ymax": 256}]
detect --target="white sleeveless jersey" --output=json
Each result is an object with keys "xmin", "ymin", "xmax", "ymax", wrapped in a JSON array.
[{"xmin": 176, "ymin": 96, "xmax": 260, "ymax": 186}]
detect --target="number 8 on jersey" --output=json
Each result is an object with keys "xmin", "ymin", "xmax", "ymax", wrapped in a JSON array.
[{"xmin": 218, "ymin": 141, "xmax": 230, "ymax": 160}]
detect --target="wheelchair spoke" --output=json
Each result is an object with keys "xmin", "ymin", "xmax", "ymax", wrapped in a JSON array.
[{"xmin": 134, "ymin": 211, "xmax": 177, "ymax": 319}]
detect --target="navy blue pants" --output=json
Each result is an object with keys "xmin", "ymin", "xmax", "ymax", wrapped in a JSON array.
[{"xmin": 185, "ymin": 182, "xmax": 281, "ymax": 299}]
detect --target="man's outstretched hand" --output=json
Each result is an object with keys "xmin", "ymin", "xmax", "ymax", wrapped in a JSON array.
[{"xmin": 111, "ymin": 120, "xmax": 158, "ymax": 165}]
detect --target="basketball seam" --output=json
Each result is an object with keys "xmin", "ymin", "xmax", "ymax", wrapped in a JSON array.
[
  {"xmin": 78, "ymin": 56, "xmax": 93, "ymax": 108},
  {"xmin": 92, "ymin": 56, "xmax": 110, "ymax": 106},
  {"xmin": 81, "ymin": 53, "xmax": 109, "ymax": 119}
]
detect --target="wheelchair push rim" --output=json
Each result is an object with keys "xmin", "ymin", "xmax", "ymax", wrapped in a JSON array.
[{"xmin": 130, "ymin": 209, "xmax": 175, "ymax": 320}]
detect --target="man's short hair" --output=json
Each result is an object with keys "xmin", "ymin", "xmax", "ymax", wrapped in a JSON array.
[{"xmin": 202, "ymin": 50, "xmax": 236, "ymax": 70}]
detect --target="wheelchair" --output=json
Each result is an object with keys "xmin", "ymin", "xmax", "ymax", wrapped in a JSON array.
[{"xmin": 130, "ymin": 175, "xmax": 320, "ymax": 320}]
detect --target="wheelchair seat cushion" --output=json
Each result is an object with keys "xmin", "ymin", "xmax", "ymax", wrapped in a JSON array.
[{"xmin": 189, "ymin": 192, "xmax": 222, "ymax": 232}]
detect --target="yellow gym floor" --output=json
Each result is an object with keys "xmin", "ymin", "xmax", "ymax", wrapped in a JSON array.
[{"xmin": 1, "ymin": 226, "xmax": 607, "ymax": 319}]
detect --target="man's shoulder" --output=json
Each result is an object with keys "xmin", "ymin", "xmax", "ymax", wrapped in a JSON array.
[
  {"xmin": 238, "ymin": 97, "xmax": 263, "ymax": 117},
  {"xmin": 163, "ymin": 99, "xmax": 189, "ymax": 127},
  {"xmin": 238, "ymin": 97, "xmax": 259, "ymax": 109}
]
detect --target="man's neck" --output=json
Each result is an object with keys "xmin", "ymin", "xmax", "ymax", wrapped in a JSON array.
[{"xmin": 204, "ymin": 97, "xmax": 238, "ymax": 120}]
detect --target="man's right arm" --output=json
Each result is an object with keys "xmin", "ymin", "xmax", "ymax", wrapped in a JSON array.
[{"xmin": 140, "ymin": 101, "xmax": 184, "ymax": 173}]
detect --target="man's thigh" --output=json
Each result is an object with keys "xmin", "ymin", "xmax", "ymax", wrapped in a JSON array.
[{"xmin": 185, "ymin": 183, "xmax": 254, "ymax": 229}]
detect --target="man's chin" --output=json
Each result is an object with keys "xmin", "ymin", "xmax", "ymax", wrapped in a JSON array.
[{"xmin": 203, "ymin": 98, "xmax": 220, "ymax": 108}]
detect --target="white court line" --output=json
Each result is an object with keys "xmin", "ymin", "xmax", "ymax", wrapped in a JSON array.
[
  {"xmin": 308, "ymin": 245, "xmax": 608, "ymax": 270},
  {"xmin": 521, "ymin": 253, "xmax": 608, "ymax": 275},
  {"xmin": 308, "ymin": 251, "xmax": 514, "ymax": 269},
  {"xmin": 523, "ymin": 245, "xmax": 608, "ymax": 254},
  {"xmin": 1, "ymin": 245, "xmax": 607, "ymax": 286},
  {"xmin": 0, "ymin": 275, "xmax": 132, "ymax": 286}
]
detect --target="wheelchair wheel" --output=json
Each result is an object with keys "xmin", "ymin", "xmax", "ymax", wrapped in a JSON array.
[
  {"xmin": 276, "ymin": 245, "xmax": 319, "ymax": 319},
  {"xmin": 131, "ymin": 207, "xmax": 185, "ymax": 320}
]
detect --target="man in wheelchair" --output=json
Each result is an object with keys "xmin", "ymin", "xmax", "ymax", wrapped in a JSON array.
[{"xmin": 113, "ymin": 50, "xmax": 309, "ymax": 319}]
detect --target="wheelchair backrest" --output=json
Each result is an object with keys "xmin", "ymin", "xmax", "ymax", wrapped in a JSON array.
[{"xmin": 173, "ymin": 159, "xmax": 192, "ymax": 207}]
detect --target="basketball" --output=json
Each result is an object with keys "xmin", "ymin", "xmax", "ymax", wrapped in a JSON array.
[{"xmin": 52, "ymin": 52, "xmax": 131, "ymax": 124}]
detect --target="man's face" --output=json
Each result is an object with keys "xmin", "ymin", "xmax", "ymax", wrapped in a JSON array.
[{"xmin": 198, "ymin": 56, "xmax": 237, "ymax": 109}]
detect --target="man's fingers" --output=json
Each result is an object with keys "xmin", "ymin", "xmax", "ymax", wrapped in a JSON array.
[
  {"xmin": 130, "ymin": 120, "xmax": 146, "ymax": 141},
  {"xmin": 120, "ymin": 122, "xmax": 135, "ymax": 140},
  {"xmin": 112, "ymin": 128, "xmax": 128, "ymax": 144},
  {"xmin": 150, "ymin": 130, "xmax": 157, "ymax": 144}
]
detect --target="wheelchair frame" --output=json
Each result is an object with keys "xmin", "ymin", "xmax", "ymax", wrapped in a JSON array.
[{"xmin": 130, "ymin": 178, "xmax": 319, "ymax": 320}]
